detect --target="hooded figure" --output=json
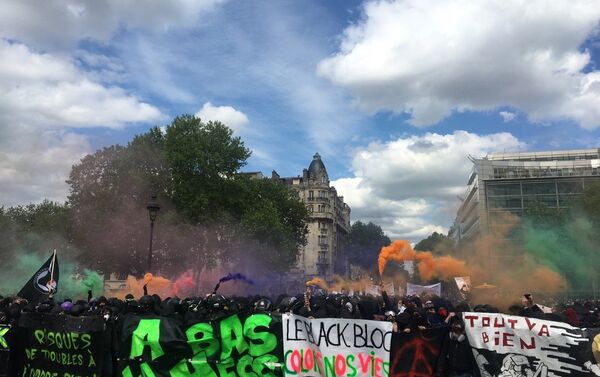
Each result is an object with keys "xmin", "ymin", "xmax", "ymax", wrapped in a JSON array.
[{"xmin": 436, "ymin": 317, "xmax": 479, "ymax": 377}]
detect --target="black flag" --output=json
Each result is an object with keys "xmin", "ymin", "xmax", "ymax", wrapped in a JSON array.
[{"xmin": 17, "ymin": 250, "xmax": 59, "ymax": 302}]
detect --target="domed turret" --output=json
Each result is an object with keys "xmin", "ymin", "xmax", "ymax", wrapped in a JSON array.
[{"xmin": 308, "ymin": 153, "xmax": 328, "ymax": 182}]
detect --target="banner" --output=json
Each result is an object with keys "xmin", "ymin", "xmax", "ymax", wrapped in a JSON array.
[
  {"xmin": 119, "ymin": 313, "xmax": 284, "ymax": 377},
  {"xmin": 406, "ymin": 283, "xmax": 441, "ymax": 297},
  {"xmin": 365, "ymin": 285, "xmax": 379, "ymax": 296},
  {"xmin": 0, "ymin": 324, "xmax": 11, "ymax": 377},
  {"xmin": 282, "ymin": 313, "xmax": 393, "ymax": 377},
  {"xmin": 388, "ymin": 327, "xmax": 447, "ymax": 377},
  {"xmin": 364, "ymin": 283, "xmax": 395, "ymax": 297},
  {"xmin": 463, "ymin": 312, "xmax": 598, "ymax": 377},
  {"xmin": 15, "ymin": 313, "xmax": 105, "ymax": 377},
  {"xmin": 453, "ymin": 276, "xmax": 470, "ymax": 299}
]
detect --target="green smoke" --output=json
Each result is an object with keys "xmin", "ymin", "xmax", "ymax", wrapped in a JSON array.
[
  {"xmin": 0, "ymin": 251, "xmax": 104, "ymax": 300},
  {"xmin": 522, "ymin": 214, "xmax": 599, "ymax": 291}
]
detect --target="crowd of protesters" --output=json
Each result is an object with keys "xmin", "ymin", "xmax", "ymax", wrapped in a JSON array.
[
  {"xmin": 2, "ymin": 285, "xmax": 600, "ymax": 328},
  {"xmin": 2, "ymin": 286, "xmax": 600, "ymax": 377}
]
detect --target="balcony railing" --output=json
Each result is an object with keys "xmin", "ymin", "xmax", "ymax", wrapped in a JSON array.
[{"xmin": 307, "ymin": 197, "xmax": 330, "ymax": 203}]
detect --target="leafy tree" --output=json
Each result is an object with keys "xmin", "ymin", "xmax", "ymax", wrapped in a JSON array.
[
  {"xmin": 414, "ymin": 231, "xmax": 454, "ymax": 254},
  {"xmin": 66, "ymin": 115, "xmax": 306, "ymax": 275},
  {"xmin": 0, "ymin": 201, "xmax": 73, "ymax": 266},
  {"xmin": 165, "ymin": 115, "xmax": 251, "ymax": 222},
  {"xmin": 346, "ymin": 221, "xmax": 391, "ymax": 269},
  {"xmin": 237, "ymin": 178, "xmax": 309, "ymax": 271}
]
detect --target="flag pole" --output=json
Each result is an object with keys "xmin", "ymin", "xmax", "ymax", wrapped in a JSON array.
[{"xmin": 48, "ymin": 249, "xmax": 57, "ymax": 298}]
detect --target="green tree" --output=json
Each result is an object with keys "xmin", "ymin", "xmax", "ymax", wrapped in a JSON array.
[
  {"xmin": 346, "ymin": 221, "xmax": 391, "ymax": 269},
  {"xmin": 236, "ymin": 178, "xmax": 309, "ymax": 271},
  {"xmin": 165, "ymin": 115, "xmax": 251, "ymax": 222},
  {"xmin": 66, "ymin": 115, "xmax": 307, "ymax": 275},
  {"xmin": 414, "ymin": 231, "xmax": 454, "ymax": 254}
]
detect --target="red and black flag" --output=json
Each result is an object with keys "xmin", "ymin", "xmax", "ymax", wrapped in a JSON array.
[{"xmin": 17, "ymin": 250, "xmax": 59, "ymax": 302}]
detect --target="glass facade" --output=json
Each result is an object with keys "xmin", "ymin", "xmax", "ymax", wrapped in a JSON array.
[{"xmin": 485, "ymin": 177, "xmax": 600, "ymax": 214}]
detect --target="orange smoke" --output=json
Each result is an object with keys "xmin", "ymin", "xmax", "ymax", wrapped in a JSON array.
[
  {"xmin": 306, "ymin": 277, "xmax": 329, "ymax": 290},
  {"xmin": 378, "ymin": 240, "xmax": 468, "ymax": 281},
  {"xmin": 111, "ymin": 274, "xmax": 174, "ymax": 299}
]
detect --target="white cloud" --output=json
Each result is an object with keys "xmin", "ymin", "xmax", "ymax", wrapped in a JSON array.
[
  {"xmin": 332, "ymin": 131, "xmax": 525, "ymax": 241},
  {"xmin": 0, "ymin": 0, "xmax": 222, "ymax": 50},
  {"xmin": 195, "ymin": 102, "xmax": 249, "ymax": 133},
  {"xmin": 500, "ymin": 111, "xmax": 516, "ymax": 122},
  {"xmin": 0, "ymin": 40, "xmax": 165, "ymax": 206},
  {"xmin": 0, "ymin": 41, "xmax": 163, "ymax": 128},
  {"xmin": 318, "ymin": 0, "xmax": 600, "ymax": 128},
  {"xmin": 0, "ymin": 127, "xmax": 91, "ymax": 206}
]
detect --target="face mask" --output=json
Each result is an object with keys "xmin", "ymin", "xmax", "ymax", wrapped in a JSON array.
[
  {"xmin": 398, "ymin": 304, "xmax": 406, "ymax": 313},
  {"xmin": 450, "ymin": 331, "xmax": 466, "ymax": 342}
]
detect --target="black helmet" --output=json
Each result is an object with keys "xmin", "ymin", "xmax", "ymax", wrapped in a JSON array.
[
  {"xmin": 254, "ymin": 298, "xmax": 272, "ymax": 312},
  {"xmin": 139, "ymin": 295, "xmax": 154, "ymax": 310},
  {"xmin": 208, "ymin": 294, "xmax": 228, "ymax": 311}
]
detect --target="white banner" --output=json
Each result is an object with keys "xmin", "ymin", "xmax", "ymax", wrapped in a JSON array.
[
  {"xmin": 406, "ymin": 282, "xmax": 441, "ymax": 296},
  {"xmin": 463, "ymin": 312, "xmax": 591, "ymax": 376},
  {"xmin": 364, "ymin": 283, "xmax": 395, "ymax": 296},
  {"xmin": 364, "ymin": 284, "xmax": 379, "ymax": 296},
  {"xmin": 282, "ymin": 314, "xmax": 393, "ymax": 377}
]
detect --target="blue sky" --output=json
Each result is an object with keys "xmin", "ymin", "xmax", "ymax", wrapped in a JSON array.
[{"xmin": 1, "ymin": 0, "xmax": 600, "ymax": 241}]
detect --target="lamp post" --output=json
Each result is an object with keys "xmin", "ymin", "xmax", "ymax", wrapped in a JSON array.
[{"xmin": 146, "ymin": 194, "xmax": 160, "ymax": 272}]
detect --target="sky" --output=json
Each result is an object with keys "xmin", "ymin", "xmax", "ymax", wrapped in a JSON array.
[{"xmin": 1, "ymin": 0, "xmax": 600, "ymax": 242}]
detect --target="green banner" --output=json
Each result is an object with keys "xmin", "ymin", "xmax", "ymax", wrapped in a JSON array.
[{"xmin": 118, "ymin": 313, "xmax": 284, "ymax": 377}]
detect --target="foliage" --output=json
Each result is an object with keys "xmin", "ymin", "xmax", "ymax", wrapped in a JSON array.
[
  {"xmin": 0, "ymin": 201, "xmax": 74, "ymax": 266},
  {"xmin": 346, "ymin": 221, "xmax": 391, "ymax": 268},
  {"xmin": 165, "ymin": 116, "xmax": 251, "ymax": 222},
  {"xmin": 414, "ymin": 231, "xmax": 454, "ymax": 254},
  {"xmin": 63, "ymin": 115, "xmax": 306, "ymax": 275}
]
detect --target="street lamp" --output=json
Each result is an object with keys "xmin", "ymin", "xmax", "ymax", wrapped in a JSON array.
[{"xmin": 146, "ymin": 194, "xmax": 160, "ymax": 272}]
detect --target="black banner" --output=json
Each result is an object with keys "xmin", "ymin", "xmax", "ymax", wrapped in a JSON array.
[
  {"xmin": 0, "ymin": 324, "xmax": 11, "ymax": 377},
  {"xmin": 15, "ymin": 313, "xmax": 105, "ymax": 377},
  {"xmin": 389, "ymin": 328, "xmax": 447, "ymax": 377},
  {"xmin": 118, "ymin": 313, "xmax": 284, "ymax": 377}
]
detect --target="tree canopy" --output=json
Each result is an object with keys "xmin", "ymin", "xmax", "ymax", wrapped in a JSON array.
[
  {"xmin": 62, "ymin": 115, "xmax": 307, "ymax": 276},
  {"xmin": 346, "ymin": 221, "xmax": 391, "ymax": 269},
  {"xmin": 414, "ymin": 231, "xmax": 454, "ymax": 254}
]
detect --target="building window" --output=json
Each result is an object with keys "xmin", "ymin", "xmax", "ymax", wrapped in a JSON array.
[
  {"xmin": 318, "ymin": 235, "xmax": 327, "ymax": 245},
  {"xmin": 319, "ymin": 222, "xmax": 327, "ymax": 233},
  {"xmin": 318, "ymin": 204, "xmax": 325, "ymax": 212},
  {"xmin": 487, "ymin": 183, "xmax": 521, "ymax": 196},
  {"xmin": 308, "ymin": 205, "xmax": 313, "ymax": 212},
  {"xmin": 308, "ymin": 191, "xmax": 314, "ymax": 199},
  {"xmin": 522, "ymin": 181, "xmax": 556, "ymax": 195}
]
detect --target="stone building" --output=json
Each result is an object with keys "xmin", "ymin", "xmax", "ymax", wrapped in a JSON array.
[{"xmin": 272, "ymin": 153, "xmax": 351, "ymax": 282}]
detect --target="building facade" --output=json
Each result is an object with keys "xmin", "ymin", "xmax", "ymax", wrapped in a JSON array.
[
  {"xmin": 450, "ymin": 148, "xmax": 600, "ymax": 243},
  {"xmin": 273, "ymin": 153, "xmax": 351, "ymax": 282}
]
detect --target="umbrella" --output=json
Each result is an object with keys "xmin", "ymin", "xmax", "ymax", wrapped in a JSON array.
[{"xmin": 474, "ymin": 283, "xmax": 497, "ymax": 289}]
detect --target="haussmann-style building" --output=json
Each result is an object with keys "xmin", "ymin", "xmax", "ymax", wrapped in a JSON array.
[{"xmin": 271, "ymin": 153, "xmax": 351, "ymax": 284}]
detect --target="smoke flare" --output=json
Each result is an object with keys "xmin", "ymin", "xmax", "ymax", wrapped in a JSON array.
[
  {"xmin": 305, "ymin": 277, "xmax": 329, "ymax": 290},
  {"xmin": 172, "ymin": 270, "xmax": 195, "ymax": 297},
  {"xmin": 378, "ymin": 240, "xmax": 468, "ymax": 281}
]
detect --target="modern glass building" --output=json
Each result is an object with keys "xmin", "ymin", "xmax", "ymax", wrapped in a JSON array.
[{"xmin": 450, "ymin": 148, "xmax": 600, "ymax": 243}]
